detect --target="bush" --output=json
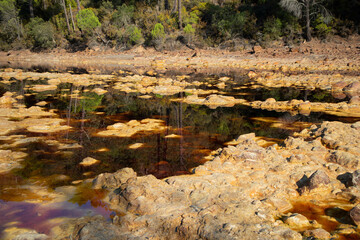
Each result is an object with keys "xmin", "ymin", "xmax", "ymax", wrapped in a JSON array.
[
  {"xmin": 112, "ymin": 4, "xmax": 134, "ymax": 28},
  {"xmin": 151, "ymin": 23, "xmax": 166, "ymax": 40},
  {"xmin": 313, "ymin": 15, "xmax": 332, "ymax": 40},
  {"xmin": 26, "ymin": 17, "xmax": 55, "ymax": 49},
  {"xmin": 128, "ymin": 25, "xmax": 143, "ymax": 46},
  {"xmin": 263, "ymin": 17, "xmax": 282, "ymax": 41},
  {"xmin": 76, "ymin": 8, "xmax": 101, "ymax": 35},
  {"xmin": 184, "ymin": 24, "xmax": 195, "ymax": 35}
]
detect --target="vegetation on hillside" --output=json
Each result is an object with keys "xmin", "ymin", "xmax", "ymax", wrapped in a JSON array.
[{"xmin": 0, "ymin": 0, "xmax": 358, "ymax": 51}]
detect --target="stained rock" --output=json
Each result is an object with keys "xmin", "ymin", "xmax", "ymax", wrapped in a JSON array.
[
  {"xmin": 79, "ymin": 157, "xmax": 100, "ymax": 167},
  {"xmin": 349, "ymin": 205, "xmax": 360, "ymax": 226},
  {"xmin": 303, "ymin": 228, "xmax": 331, "ymax": 239},
  {"xmin": 284, "ymin": 213, "xmax": 311, "ymax": 228},
  {"xmin": 92, "ymin": 168, "xmax": 137, "ymax": 189},
  {"xmin": 308, "ymin": 169, "xmax": 331, "ymax": 190}
]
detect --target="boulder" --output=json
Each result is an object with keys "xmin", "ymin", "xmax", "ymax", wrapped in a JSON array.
[
  {"xmin": 93, "ymin": 168, "xmax": 137, "ymax": 189},
  {"xmin": 308, "ymin": 169, "xmax": 331, "ymax": 190},
  {"xmin": 349, "ymin": 205, "xmax": 360, "ymax": 226}
]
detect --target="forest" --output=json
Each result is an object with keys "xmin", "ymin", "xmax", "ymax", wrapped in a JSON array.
[{"xmin": 0, "ymin": 0, "xmax": 359, "ymax": 52}]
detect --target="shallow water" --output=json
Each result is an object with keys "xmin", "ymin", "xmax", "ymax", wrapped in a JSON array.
[{"xmin": 0, "ymin": 66, "xmax": 359, "ymax": 237}]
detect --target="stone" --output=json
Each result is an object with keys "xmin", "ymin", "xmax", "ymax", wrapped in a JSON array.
[
  {"xmin": 253, "ymin": 45, "xmax": 263, "ymax": 53},
  {"xmin": 92, "ymin": 168, "xmax": 137, "ymax": 189},
  {"xmin": 350, "ymin": 96, "xmax": 360, "ymax": 104},
  {"xmin": 349, "ymin": 205, "xmax": 360, "ymax": 226},
  {"xmin": 327, "ymin": 151, "xmax": 358, "ymax": 169},
  {"xmin": 308, "ymin": 169, "xmax": 331, "ymax": 190},
  {"xmin": 284, "ymin": 213, "xmax": 311, "ymax": 228},
  {"xmin": 31, "ymin": 84, "xmax": 57, "ymax": 92},
  {"xmin": 303, "ymin": 228, "xmax": 331, "ymax": 239},
  {"xmin": 344, "ymin": 82, "xmax": 360, "ymax": 94},
  {"xmin": 79, "ymin": 157, "xmax": 100, "ymax": 166}
]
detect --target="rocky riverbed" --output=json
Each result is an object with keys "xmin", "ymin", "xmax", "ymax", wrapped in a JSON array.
[
  {"xmin": 21, "ymin": 120, "xmax": 358, "ymax": 240},
  {"xmin": 1, "ymin": 38, "xmax": 360, "ymax": 239}
]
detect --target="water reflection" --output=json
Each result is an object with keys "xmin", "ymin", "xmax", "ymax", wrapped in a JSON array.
[{"xmin": 0, "ymin": 67, "xmax": 359, "ymax": 237}]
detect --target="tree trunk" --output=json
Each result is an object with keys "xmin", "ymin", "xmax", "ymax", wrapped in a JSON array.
[
  {"xmin": 76, "ymin": 0, "xmax": 81, "ymax": 12},
  {"xmin": 305, "ymin": 0, "xmax": 312, "ymax": 41},
  {"xmin": 171, "ymin": 0, "xmax": 177, "ymax": 13},
  {"xmin": 178, "ymin": 0, "xmax": 182, "ymax": 29},
  {"xmin": 69, "ymin": 3, "xmax": 76, "ymax": 31},
  {"xmin": 29, "ymin": 0, "xmax": 34, "ymax": 18},
  {"xmin": 164, "ymin": 0, "xmax": 169, "ymax": 10},
  {"xmin": 61, "ymin": 0, "xmax": 71, "ymax": 33}
]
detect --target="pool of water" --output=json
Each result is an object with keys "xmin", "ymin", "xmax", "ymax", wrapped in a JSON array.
[{"xmin": 0, "ymin": 66, "xmax": 359, "ymax": 237}]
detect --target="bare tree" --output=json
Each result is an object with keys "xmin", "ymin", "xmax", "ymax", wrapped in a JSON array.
[
  {"xmin": 75, "ymin": 0, "xmax": 81, "ymax": 12},
  {"xmin": 279, "ymin": 0, "xmax": 331, "ymax": 41},
  {"xmin": 61, "ymin": 0, "xmax": 71, "ymax": 33}
]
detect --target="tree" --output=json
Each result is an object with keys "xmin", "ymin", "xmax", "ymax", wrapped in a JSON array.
[
  {"xmin": 0, "ymin": 0, "xmax": 22, "ymax": 41},
  {"xmin": 279, "ymin": 0, "xmax": 331, "ymax": 41},
  {"xmin": 76, "ymin": 8, "xmax": 101, "ymax": 35}
]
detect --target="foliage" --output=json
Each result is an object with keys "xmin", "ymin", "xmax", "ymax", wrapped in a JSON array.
[
  {"xmin": 128, "ymin": 25, "xmax": 143, "ymax": 45},
  {"xmin": 0, "ymin": 0, "xmax": 22, "ymax": 43},
  {"xmin": 151, "ymin": 23, "xmax": 166, "ymax": 39},
  {"xmin": 0, "ymin": 0, "xmax": 358, "ymax": 50},
  {"xmin": 263, "ymin": 17, "xmax": 282, "ymax": 41},
  {"xmin": 112, "ymin": 4, "xmax": 134, "ymax": 28},
  {"xmin": 279, "ymin": 0, "xmax": 332, "ymax": 40},
  {"xmin": 26, "ymin": 17, "xmax": 56, "ymax": 49},
  {"xmin": 76, "ymin": 8, "xmax": 101, "ymax": 34},
  {"xmin": 313, "ymin": 15, "xmax": 332, "ymax": 40},
  {"xmin": 184, "ymin": 24, "xmax": 195, "ymax": 35}
]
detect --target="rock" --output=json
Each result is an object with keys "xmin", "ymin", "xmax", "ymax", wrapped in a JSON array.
[
  {"xmin": 0, "ymin": 92, "xmax": 16, "ymax": 105},
  {"xmin": 2, "ymin": 228, "xmax": 48, "ymax": 240},
  {"xmin": 284, "ymin": 213, "xmax": 311, "ymax": 228},
  {"xmin": 31, "ymin": 84, "xmax": 57, "ymax": 92},
  {"xmin": 265, "ymin": 98, "xmax": 276, "ymax": 103},
  {"xmin": 50, "ymin": 216, "xmax": 122, "ymax": 240},
  {"xmin": 349, "ymin": 205, "xmax": 360, "ymax": 225},
  {"xmin": 350, "ymin": 96, "xmax": 360, "ymax": 104},
  {"xmin": 93, "ymin": 168, "xmax": 137, "ymax": 189},
  {"xmin": 327, "ymin": 151, "xmax": 359, "ymax": 169},
  {"xmin": 97, "ymin": 119, "xmax": 166, "ymax": 137},
  {"xmin": 248, "ymin": 71, "xmax": 257, "ymax": 78},
  {"xmin": 350, "ymin": 170, "xmax": 360, "ymax": 187},
  {"xmin": 332, "ymin": 81, "xmax": 348, "ymax": 92},
  {"xmin": 303, "ymin": 228, "xmax": 331, "ymax": 239},
  {"xmin": 265, "ymin": 197, "xmax": 293, "ymax": 212},
  {"xmin": 128, "ymin": 143, "xmax": 145, "ymax": 149},
  {"xmin": 253, "ymin": 45, "xmax": 263, "ymax": 53},
  {"xmin": 79, "ymin": 157, "xmax": 100, "ymax": 166},
  {"xmin": 308, "ymin": 169, "xmax": 331, "ymax": 190},
  {"xmin": 344, "ymin": 82, "xmax": 360, "ymax": 94}
]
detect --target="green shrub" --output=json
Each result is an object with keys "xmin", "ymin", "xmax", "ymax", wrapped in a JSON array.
[
  {"xmin": 263, "ymin": 17, "xmax": 282, "ymax": 40},
  {"xmin": 151, "ymin": 23, "xmax": 166, "ymax": 40},
  {"xmin": 184, "ymin": 24, "xmax": 195, "ymax": 35},
  {"xmin": 26, "ymin": 17, "xmax": 55, "ymax": 49},
  {"xmin": 112, "ymin": 4, "xmax": 134, "ymax": 28},
  {"xmin": 314, "ymin": 15, "xmax": 332, "ymax": 40},
  {"xmin": 128, "ymin": 25, "xmax": 143, "ymax": 45},
  {"xmin": 76, "ymin": 8, "xmax": 101, "ymax": 34}
]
